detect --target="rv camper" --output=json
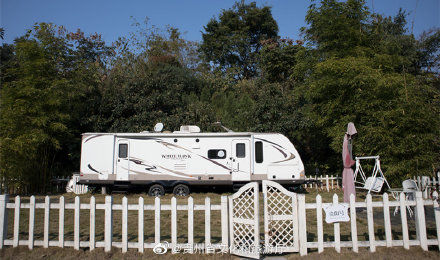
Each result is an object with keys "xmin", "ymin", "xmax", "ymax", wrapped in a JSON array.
[{"xmin": 78, "ymin": 125, "xmax": 305, "ymax": 196}]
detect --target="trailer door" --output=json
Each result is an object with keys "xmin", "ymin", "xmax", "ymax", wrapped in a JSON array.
[
  {"xmin": 116, "ymin": 139, "xmax": 129, "ymax": 181},
  {"xmin": 231, "ymin": 139, "xmax": 251, "ymax": 181}
]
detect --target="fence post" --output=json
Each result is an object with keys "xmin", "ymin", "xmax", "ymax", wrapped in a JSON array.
[
  {"xmin": 349, "ymin": 194, "xmax": 358, "ymax": 252},
  {"xmin": 205, "ymin": 197, "xmax": 211, "ymax": 250},
  {"xmin": 104, "ymin": 196, "xmax": 113, "ymax": 252},
  {"xmin": 298, "ymin": 194, "xmax": 307, "ymax": 256},
  {"xmin": 333, "ymin": 194, "xmax": 340, "ymax": 253},
  {"xmin": 427, "ymin": 178, "xmax": 431, "ymax": 199},
  {"xmin": 326, "ymin": 175, "xmax": 329, "ymax": 192},
  {"xmin": 171, "ymin": 197, "xmax": 177, "ymax": 252},
  {"xmin": 122, "ymin": 197, "xmax": 128, "ymax": 253},
  {"xmin": 415, "ymin": 191, "xmax": 428, "ymax": 251},
  {"xmin": 431, "ymin": 191, "xmax": 440, "ymax": 251},
  {"xmin": 44, "ymin": 196, "xmax": 50, "ymax": 248},
  {"xmin": 154, "ymin": 197, "xmax": 160, "ymax": 245},
  {"xmin": 331, "ymin": 175, "xmax": 334, "ymax": 190},
  {"xmin": 13, "ymin": 196, "xmax": 20, "ymax": 247},
  {"xmin": 366, "ymin": 194, "xmax": 375, "ymax": 252},
  {"xmin": 74, "ymin": 196, "xmax": 80, "ymax": 250},
  {"xmin": 399, "ymin": 192, "xmax": 410, "ymax": 249},
  {"xmin": 320, "ymin": 175, "xmax": 323, "ymax": 191},
  {"xmin": 90, "ymin": 196, "xmax": 95, "ymax": 250},
  {"xmin": 59, "ymin": 196, "xmax": 64, "ymax": 248},
  {"xmin": 316, "ymin": 195, "xmax": 323, "ymax": 253},
  {"xmin": 221, "ymin": 196, "xmax": 229, "ymax": 247},
  {"xmin": 383, "ymin": 193, "xmax": 392, "ymax": 247},
  {"xmin": 29, "ymin": 195, "xmax": 35, "ymax": 249},
  {"xmin": 138, "ymin": 197, "xmax": 144, "ymax": 253},
  {"xmin": 0, "ymin": 194, "xmax": 9, "ymax": 248},
  {"xmin": 423, "ymin": 178, "xmax": 428, "ymax": 199},
  {"xmin": 188, "ymin": 197, "xmax": 194, "ymax": 253}
]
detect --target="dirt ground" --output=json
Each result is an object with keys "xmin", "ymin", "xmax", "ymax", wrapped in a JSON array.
[{"xmin": 0, "ymin": 245, "xmax": 439, "ymax": 259}]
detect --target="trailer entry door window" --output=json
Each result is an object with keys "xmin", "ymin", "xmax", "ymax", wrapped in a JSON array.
[
  {"xmin": 208, "ymin": 149, "xmax": 226, "ymax": 159},
  {"xmin": 255, "ymin": 141, "xmax": 263, "ymax": 163},
  {"xmin": 119, "ymin": 143, "xmax": 128, "ymax": 158},
  {"xmin": 236, "ymin": 143, "xmax": 246, "ymax": 158}
]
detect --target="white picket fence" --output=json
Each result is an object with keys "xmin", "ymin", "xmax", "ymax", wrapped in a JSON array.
[
  {"xmin": 0, "ymin": 195, "xmax": 229, "ymax": 252},
  {"xmin": 66, "ymin": 174, "xmax": 88, "ymax": 195},
  {"xmin": 0, "ymin": 191, "xmax": 439, "ymax": 256},
  {"xmin": 305, "ymin": 175, "xmax": 340, "ymax": 191},
  {"xmin": 296, "ymin": 191, "xmax": 440, "ymax": 255},
  {"xmin": 305, "ymin": 173, "xmax": 440, "ymax": 197},
  {"xmin": 413, "ymin": 173, "xmax": 440, "ymax": 199}
]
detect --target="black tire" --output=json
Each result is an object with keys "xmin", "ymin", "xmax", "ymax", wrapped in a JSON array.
[
  {"xmin": 148, "ymin": 184, "xmax": 165, "ymax": 197},
  {"xmin": 173, "ymin": 184, "xmax": 190, "ymax": 196}
]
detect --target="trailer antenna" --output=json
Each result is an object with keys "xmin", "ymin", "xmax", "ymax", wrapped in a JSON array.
[{"xmin": 213, "ymin": 121, "xmax": 234, "ymax": 132}]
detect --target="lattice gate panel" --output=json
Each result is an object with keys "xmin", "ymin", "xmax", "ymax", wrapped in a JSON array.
[
  {"xmin": 263, "ymin": 180, "xmax": 299, "ymax": 253},
  {"xmin": 229, "ymin": 182, "xmax": 260, "ymax": 259}
]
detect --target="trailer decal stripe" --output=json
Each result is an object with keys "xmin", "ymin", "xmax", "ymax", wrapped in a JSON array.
[
  {"xmin": 272, "ymin": 153, "xmax": 295, "ymax": 164},
  {"xmin": 272, "ymin": 145, "xmax": 287, "ymax": 158},
  {"xmin": 87, "ymin": 164, "xmax": 103, "ymax": 175},
  {"xmin": 155, "ymin": 140, "xmax": 231, "ymax": 171},
  {"xmin": 125, "ymin": 167, "xmax": 196, "ymax": 179},
  {"xmin": 255, "ymin": 137, "xmax": 286, "ymax": 149},
  {"xmin": 84, "ymin": 135, "xmax": 104, "ymax": 143}
]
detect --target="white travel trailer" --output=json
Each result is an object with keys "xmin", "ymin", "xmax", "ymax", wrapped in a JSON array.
[{"xmin": 78, "ymin": 125, "xmax": 305, "ymax": 196}]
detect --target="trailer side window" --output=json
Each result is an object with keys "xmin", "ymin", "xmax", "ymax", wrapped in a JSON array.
[
  {"xmin": 236, "ymin": 143, "xmax": 245, "ymax": 158},
  {"xmin": 208, "ymin": 149, "xmax": 226, "ymax": 159},
  {"xmin": 255, "ymin": 141, "xmax": 263, "ymax": 163},
  {"xmin": 118, "ymin": 143, "xmax": 128, "ymax": 158}
]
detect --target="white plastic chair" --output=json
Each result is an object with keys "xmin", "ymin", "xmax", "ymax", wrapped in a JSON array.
[
  {"xmin": 362, "ymin": 177, "xmax": 385, "ymax": 193},
  {"xmin": 402, "ymin": 179, "xmax": 418, "ymax": 201},
  {"xmin": 391, "ymin": 179, "xmax": 418, "ymax": 217}
]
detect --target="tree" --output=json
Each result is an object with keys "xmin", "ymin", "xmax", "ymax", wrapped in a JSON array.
[
  {"xmin": 200, "ymin": 1, "xmax": 278, "ymax": 79},
  {"xmin": 97, "ymin": 24, "xmax": 212, "ymax": 133},
  {"xmin": 0, "ymin": 23, "xmax": 113, "ymax": 192},
  {"xmin": 258, "ymin": 38, "xmax": 304, "ymax": 83},
  {"xmin": 302, "ymin": 0, "xmax": 370, "ymax": 57},
  {"xmin": 297, "ymin": 0, "xmax": 440, "ymax": 183},
  {"xmin": 0, "ymin": 25, "xmax": 72, "ymax": 192}
]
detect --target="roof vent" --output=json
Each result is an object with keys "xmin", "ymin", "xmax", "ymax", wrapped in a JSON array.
[{"xmin": 174, "ymin": 125, "xmax": 200, "ymax": 133}]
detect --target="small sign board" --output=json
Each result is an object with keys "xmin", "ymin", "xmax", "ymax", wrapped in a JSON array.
[{"xmin": 323, "ymin": 203, "xmax": 350, "ymax": 223}]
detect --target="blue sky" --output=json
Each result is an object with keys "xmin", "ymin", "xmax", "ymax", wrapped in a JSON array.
[{"xmin": 1, "ymin": 0, "xmax": 439, "ymax": 45}]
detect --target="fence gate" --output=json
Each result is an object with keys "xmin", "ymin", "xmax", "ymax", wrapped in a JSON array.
[
  {"xmin": 229, "ymin": 182, "xmax": 260, "ymax": 259},
  {"xmin": 263, "ymin": 180, "xmax": 299, "ymax": 253}
]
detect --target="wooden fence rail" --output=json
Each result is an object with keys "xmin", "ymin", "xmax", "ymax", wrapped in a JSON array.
[
  {"xmin": 0, "ymin": 195, "xmax": 229, "ymax": 252},
  {"xmin": 0, "ymin": 191, "xmax": 439, "ymax": 256},
  {"xmin": 413, "ymin": 172, "xmax": 440, "ymax": 199},
  {"xmin": 305, "ymin": 175, "xmax": 341, "ymax": 191},
  {"xmin": 297, "ymin": 191, "xmax": 440, "ymax": 256},
  {"xmin": 306, "ymin": 172, "xmax": 440, "ymax": 197}
]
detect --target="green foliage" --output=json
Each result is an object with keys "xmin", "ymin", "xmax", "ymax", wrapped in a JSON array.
[
  {"xmin": 200, "ymin": 1, "xmax": 278, "ymax": 79},
  {"xmin": 1, "ymin": 0, "xmax": 439, "ymax": 193},
  {"xmin": 297, "ymin": 0, "xmax": 440, "ymax": 183},
  {"xmin": 302, "ymin": 0, "xmax": 370, "ymax": 57},
  {"xmin": 0, "ymin": 23, "xmax": 112, "ymax": 192},
  {"xmin": 258, "ymin": 39, "xmax": 304, "ymax": 83}
]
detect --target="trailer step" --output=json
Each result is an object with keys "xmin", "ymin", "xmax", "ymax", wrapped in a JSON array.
[{"xmin": 112, "ymin": 181, "xmax": 131, "ymax": 192}]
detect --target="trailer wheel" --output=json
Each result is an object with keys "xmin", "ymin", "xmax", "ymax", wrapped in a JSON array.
[
  {"xmin": 148, "ymin": 184, "xmax": 165, "ymax": 197},
  {"xmin": 173, "ymin": 184, "xmax": 190, "ymax": 196}
]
